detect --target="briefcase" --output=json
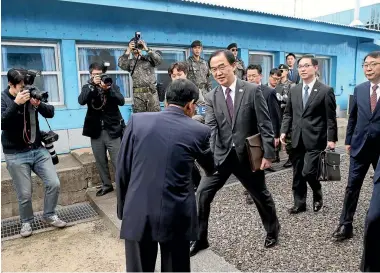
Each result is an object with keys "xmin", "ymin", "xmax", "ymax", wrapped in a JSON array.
[
  {"xmin": 245, "ymin": 133, "xmax": 264, "ymax": 172},
  {"xmin": 317, "ymin": 149, "xmax": 341, "ymax": 181}
]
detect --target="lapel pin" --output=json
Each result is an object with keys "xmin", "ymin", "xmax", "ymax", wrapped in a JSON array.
[
  {"xmin": 314, "ymin": 89, "xmax": 317, "ymax": 92},
  {"xmin": 239, "ymin": 89, "xmax": 243, "ymax": 93}
]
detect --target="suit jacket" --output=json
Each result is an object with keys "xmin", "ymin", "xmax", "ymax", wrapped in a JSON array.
[
  {"xmin": 281, "ymin": 80, "xmax": 338, "ymax": 151},
  {"xmin": 205, "ymin": 79, "xmax": 275, "ymax": 167},
  {"xmin": 116, "ymin": 106, "xmax": 214, "ymax": 242},
  {"xmin": 261, "ymin": 84, "xmax": 281, "ymax": 138},
  {"xmin": 375, "ymin": 155, "xmax": 380, "ymax": 183},
  {"xmin": 289, "ymin": 67, "xmax": 300, "ymax": 84},
  {"xmin": 345, "ymin": 81, "xmax": 380, "ymax": 158}
]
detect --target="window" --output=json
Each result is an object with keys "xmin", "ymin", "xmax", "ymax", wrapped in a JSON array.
[
  {"xmin": 152, "ymin": 47, "xmax": 187, "ymax": 93},
  {"xmin": 76, "ymin": 45, "xmax": 132, "ymax": 100},
  {"xmin": 1, "ymin": 41, "xmax": 63, "ymax": 105},
  {"xmin": 249, "ymin": 52, "xmax": 274, "ymax": 85},
  {"xmin": 288, "ymin": 54, "xmax": 331, "ymax": 85}
]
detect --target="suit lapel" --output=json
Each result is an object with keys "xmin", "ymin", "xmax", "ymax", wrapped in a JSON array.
[
  {"xmin": 232, "ymin": 79, "xmax": 245, "ymax": 129},
  {"xmin": 216, "ymin": 85, "xmax": 232, "ymax": 125},
  {"xmin": 303, "ymin": 80, "xmax": 321, "ymax": 114}
]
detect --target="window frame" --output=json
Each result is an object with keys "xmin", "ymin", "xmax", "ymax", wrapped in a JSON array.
[
  {"xmin": 1, "ymin": 41, "xmax": 64, "ymax": 106},
  {"xmin": 289, "ymin": 53, "xmax": 332, "ymax": 85},
  {"xmin": 75, "ymin": 43, "xmax": 133, "ymax": 103},
  {"xmin": 150, "ymin": 46, "xmax": 189, "ymax": 74},
  {"xmin": 248, "ymin": 51, "xmax": 275, "ymax": 84}
]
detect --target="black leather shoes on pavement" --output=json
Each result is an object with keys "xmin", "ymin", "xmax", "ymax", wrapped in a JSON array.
[
  {"xmin": 264, "ymin": 224, "xmax": 281, "ymax": 248},
  {"xmin": 313, "ymin": 200, "xmax": 323, "ymax": 212},
  {"xmin": 332, "ymin": 225, "xmax": 353, "ymax": 241},
  {"xmin": 190, "ymin": 240, "xmax": 209, "ymax": 256},
  {"xmin": 288, "ymin": 205, "xmax": 307, "ymax": 214},
  {"xmin": 283, "ymin": 159, "xmax": 292, "ymax": 168},
  {"xmin": 96, "ymin": 187, "xmax": 114, "ymax": 197}
]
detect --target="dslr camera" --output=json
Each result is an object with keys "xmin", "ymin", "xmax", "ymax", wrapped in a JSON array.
[
  {"xmin": 88, "ymin": 62, "xmax": 113, "ymax": 89},
  {"xmin": 23, "ymin": 70, "xmax": 49, "ymax": 103},
  {"xmin": 132, "ymin": 31, "xmax": 145, "ymax": 50},
  {"xmin": 41, "ymin": 131, "xmax": 59, "ymax": 165}
]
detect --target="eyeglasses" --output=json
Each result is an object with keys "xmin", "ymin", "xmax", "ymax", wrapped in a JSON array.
[
  {"xmin": 280, "ymin": 69, "xmax": 288, "ymax": 73},
  {"xmin": 270, "ymin": 76, "xmax": 281, "ymax": 82},
  {"xmin": 297, "ymin": 64, "xmax": 313, "ymax": 69},
  {"xmin": 362, "ymin": 62, "xmax": 380, "ymax": 69},
  {"xmin": 230, "ymin": 48, "xmax": 238, "ymax": 52},
  {"xmin": 210, "ymin": 65, "xmax": 229, "ymax": 74}
]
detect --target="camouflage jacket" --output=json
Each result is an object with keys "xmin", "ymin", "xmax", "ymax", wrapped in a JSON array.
[
  {"xmin": 186, "ymin": 56, "xmax": 212, "ymax": 93},
  {"xmin": 275, "ymin": 79, "xmax": 296, "ymax": 108},
  {"xmin": 235, "ymin": 58, "xmax": 246, "ymax": 80},
  {"xmin": 118, "ymin": 50, "xmax": 162, "ymax": 89}
]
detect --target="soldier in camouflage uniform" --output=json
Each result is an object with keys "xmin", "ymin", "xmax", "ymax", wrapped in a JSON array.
[
  {"xmin": 276, "ymin": 64, "xmax": 296, "ymax": 168},
  {"xmin": 118, "ymin": 38, "xmax": 162, "ymax": 113},
  {"xmin": 186, "ymin": 40, "xmax": 212, "ymax": 98},
  {"xmin": 227, "ymin": 43, "xmax": 246, "ymax": 80}
]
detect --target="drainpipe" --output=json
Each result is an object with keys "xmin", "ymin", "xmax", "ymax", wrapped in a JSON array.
[{"xmin": 349, "ymin": 0, "xmax": 364, "ymax": 27}]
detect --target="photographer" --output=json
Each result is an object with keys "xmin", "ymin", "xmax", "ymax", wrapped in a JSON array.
[
  {"xmin": 118, "ymin": 32, "xmax": 162, "ymax": 113},
  {"xmin": 78, "ymin": 62, "xmax": 125, "ymax": 197},
  {"xmin": 1, "ymin": 68, "xmax": 66, "ymax": 237}
]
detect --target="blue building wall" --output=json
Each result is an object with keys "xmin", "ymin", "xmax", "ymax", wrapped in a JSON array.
[
  {"xmin": 2, "ymin": 0, "xmax": 380, "ymax": 154},
  {"xmin": 314, "ymin": 4, "xmax": 380, "ymax": 26}
]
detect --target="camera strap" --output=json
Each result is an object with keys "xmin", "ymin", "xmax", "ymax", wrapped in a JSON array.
[{"xmin": 130, "ymin": 54, "xmax": 140, "ymax": 76}]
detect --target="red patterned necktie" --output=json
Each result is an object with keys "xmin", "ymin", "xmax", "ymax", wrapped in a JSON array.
[
  {"xmin": 371, "ymin": 84, "xmax": 378, "ymax": 113},
  {"xmin": 225, "ymin": 87, "xmax": 234, "ymax": 120}
]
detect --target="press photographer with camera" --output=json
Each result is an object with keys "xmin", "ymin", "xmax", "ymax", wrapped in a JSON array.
[
  {"xmin": 118, "ymin": 32, "xmax": 162, "ymax": 113},
  {"xmin": 78, "ymin": 62, "xmax": 125, "ymax": 197},
  {"xmin": 1, "ymin": 68, "xmax": 66, "ymax": 237}
]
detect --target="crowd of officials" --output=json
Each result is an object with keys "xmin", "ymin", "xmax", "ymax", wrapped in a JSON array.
[{"xmin": 1, "ymin": 34, "xmax": 379, "ymax": 272}]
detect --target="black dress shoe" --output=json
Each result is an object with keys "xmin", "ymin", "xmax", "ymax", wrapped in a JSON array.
[
  {"xmin": 288, "ymin": 205, "xmax": 306, "ymax": 214},
  {"xmin": 190, "ymin": 240, "xmax": 209, "ymax": 256},
  {"xmin": 283, "ymin": 159, "xmax": 292, "ymax": 168},
  {"xmin": 96, "ymin": 187, "xmax": 114, "ymax": 197},
  {"xmin": 264, "ymin": 224, "xmax": 281, "ymax": 248},
  {"xmin": 313, "ymin": 200, "xmax": 323, "ymax": 212},
  {"xmin": 332, "ymin": 225, "xmax": 353, "ymax": 241}
]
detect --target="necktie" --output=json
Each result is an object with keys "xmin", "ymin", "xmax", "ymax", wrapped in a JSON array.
[
  {"xmin": 371, "ymin": 85, "xmax": 378, "ymax": 113},
  {"xmin": 289, "ymin": 70, "xmax": 293, "ymax": 81},
  {"xmin": 303, "ymin": 85, "xmax": 309, "ymax": 108},
  {"xmin": 225, "ymin": 87, "xmax": 234, "ymax": 120}
]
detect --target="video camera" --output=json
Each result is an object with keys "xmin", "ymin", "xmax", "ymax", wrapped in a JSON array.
[
  {"xmin": 132, "ymin": 31, "xmax": 144, "ymax": 50},
  {"xmin": 22, "ymin": 70, "xmax": 49, "ymax": 103},
  {"xmin": 88, "ymin": 62, "xmax": 113, "ymax": 88}
]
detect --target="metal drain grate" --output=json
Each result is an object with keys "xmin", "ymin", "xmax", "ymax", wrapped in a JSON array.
[{"xmin": 1, "ymin": 202, "xmax": 98, "ymax": 239}]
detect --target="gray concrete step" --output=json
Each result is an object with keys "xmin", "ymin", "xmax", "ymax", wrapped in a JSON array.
[{"xmin": 86, "ymin": 189, "xmax": 239, "ymax": 272}]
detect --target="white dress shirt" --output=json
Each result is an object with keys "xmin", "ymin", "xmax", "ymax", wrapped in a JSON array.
[
  {"xmin": 221, "ymin": 77, "xmax": 237, "ymax": 105},
  {"xmin": 302, "ymin": 77, "xmax": 317, "ymax": 96},
  {"xmin": 370, "ymin": 82, "xmax": 380, "ymax": 102}
]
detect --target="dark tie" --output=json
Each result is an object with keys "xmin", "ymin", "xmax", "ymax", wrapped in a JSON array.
[
  {"xmin": 303, "ymin": 85, "xmax": 309, "ymax": 108},
  {"xmin": 225, "ymin": 87, "xmax": 234, "ymax": 120},
  {"xmin": 289, "ymin": 70, "xmax": 293, "ymax": 81},
  {"xmin": 371, "ymin": 84, "xmax": 378, "ymax": 113}
]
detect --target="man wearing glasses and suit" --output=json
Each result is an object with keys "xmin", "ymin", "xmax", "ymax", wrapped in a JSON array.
[
  {"xmin": 190, "ymin": 50, "xmax": 280, "ymax": 256},
  {"xmin": 280, "ymin": 55, "xmax": 337, "ymax": 215}
]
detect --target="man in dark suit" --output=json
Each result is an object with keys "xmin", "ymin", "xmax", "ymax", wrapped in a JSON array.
[
  {"xmin": 333, "ymin": 51, "xmax": 380, "ymax": 241},
  {"xmin": 286, "ymin": 53, "xmax": 300, "ymax": 84},
  {"xmin": 280, "ymin": 55, "xmax": 338, "ymax": 214},
  {"xmin": 360, "ymin": 156, "xmax": 380, "ymax": 272},
  {"xmin": 115, "ymin": 79, "xmax": 214, "ymax": 272},
  {"xmin": 246, "ymin": 64, "xmax": 281, "ymax": 169},
  {"xmin": 190, "ymin": 50, "xmax": 280, "ymax": 256}
]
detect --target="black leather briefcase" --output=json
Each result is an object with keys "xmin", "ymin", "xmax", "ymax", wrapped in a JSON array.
[{"xmin": 317, "ymin": 149, "xmax": 341, "ymax": 181}]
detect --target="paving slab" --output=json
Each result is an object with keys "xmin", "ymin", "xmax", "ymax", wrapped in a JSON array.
[{"xmin": 86, "ymin": 188, "xmax": 240, "ymax": 272}]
